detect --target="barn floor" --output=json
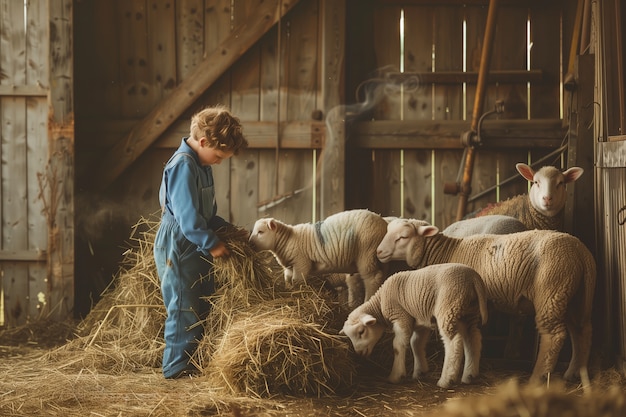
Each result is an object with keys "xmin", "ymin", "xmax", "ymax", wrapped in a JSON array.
[{"xmin": 1, "ymin": 321, "xmax": 624, "ymax": 417}]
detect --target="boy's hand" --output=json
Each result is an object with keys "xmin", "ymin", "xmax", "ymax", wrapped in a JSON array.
[{"xmin": 210, "ymin": 241, "xmax": 230, "ymax": 258}]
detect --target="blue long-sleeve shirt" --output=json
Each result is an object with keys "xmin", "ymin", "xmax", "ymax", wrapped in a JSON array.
[{"xmin": 159, "ymin": 138, "xmax": 228, "ymax": 256}]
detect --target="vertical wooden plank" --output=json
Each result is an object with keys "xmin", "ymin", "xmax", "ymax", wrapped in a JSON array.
[
  {"xmin": 370, "ymin": 4, "xmax": 401, "ymax": 217},
  {"xmin": 464, "ymin": 4, "xmax": 487, "ymax": 119},
  {"xmin": 529, "ymin": 3, "xmax": 561, "ymax": 119},
  {"xmin": 147, "ymin": 0, "xmax": 177, "ymax": 100},
  {"xmin": 285, "ymin": 0, "xmax": 319, "ymax": 121},
  {"xmin": 490, "ymin": 5, "xmax": 528, "ymax": 119},
  {"xmin": 433, "ymin": 6, "xmax": 464, "ymax": 228},
  {"xmin": 203, "ymin": 1, "xmax": 234, "ymax": 221},
  {"xmin": 176, "ymin": 0, "xmax": 204, "ymax": 80},
  {"xmin": 25, "ymin": 0, "xmax": 49, "ymax": 320},
  {"xmin": 118, "ymin": 0, "xmax": 152, "ymax": 117},
  {"xmin": 403, "ymin": 5, "xmax": 435, "ymax": 221},
  {"xmin": 230, "ymin": 0, "xmax": 260, "ymax": 122},
  {"xmin": 344, "ymin": 0, "xmax": 375, "ymax": 212},
  {"xmin": 319, "ymin": 0, "xmax": 345, "ymax": 218},
  {"xmin": 229, "ymin": 148, "xmax": 259, "ymax": 230},
  {"xmin": 48, "ymin": 0, "xmax": 74, "ymax": 321},
  {"xmin": 256, "ymin": 3, "xmax": 281, "ymax": 223},
  {"xmin": 0, "ymin": 0, "xmax": 28, "ymax": 325},
  {"xmin": 433, "ymin": 6, "xmax": 464, "ymax": 121},
  {"xmin": 93, "ymin": 1, "xmax": 121, "ymax": 119},
  {"xmin": 487, "ymin": 4, "xmax": 529, "ymax": 210},
  {"xmin": 372, "ymin": 5, "xmax": 401, "ymax": 120},
  {"xmin": 226, "ymin": 1, "xmax": 261, "ymax": 226},
  {"xmin": 403, "ymin": 6, "xmax": 434, "ymax": 121}
]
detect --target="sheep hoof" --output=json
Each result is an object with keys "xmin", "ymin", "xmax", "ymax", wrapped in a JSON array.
[
  {"xmin": 437, "ymin": 379, "xmax": 453, "ymax": 389},
  {"xmin": 461, "ymin": 374, "xmax": 477, "ymax": 384}
]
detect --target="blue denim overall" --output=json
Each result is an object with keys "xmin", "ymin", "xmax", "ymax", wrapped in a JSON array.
[{"xmin": 153, "ymin": 140, "xmax": 225, "ymax": 378}]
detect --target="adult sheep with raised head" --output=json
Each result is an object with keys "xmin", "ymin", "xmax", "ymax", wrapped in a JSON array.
[
  {"xmin": 249, "ymin": 209, "xmax": 389, "ymax": 305},
  {"xmin": 469, "ymin": 163, "xmax": 584, "ymax": 231},
  {"xmin": 341, "ymin": 263, "xmax": 488, "ymax": 388},
  {"xmin": 376, "ymin": 218, "xmax": 596, "ymax": 383}
]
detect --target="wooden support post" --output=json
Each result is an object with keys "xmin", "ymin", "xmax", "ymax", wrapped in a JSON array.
[
  {"xmin": 565, "ymin": 54, "xmax": 595, "ymax": 252},
  {"xmin": 48, "ymin": 0, "xmax": 75, "ymax": 320},
  {"xmin": 319, "ymin": 0, "xmax": 346, "ymax": 219}
]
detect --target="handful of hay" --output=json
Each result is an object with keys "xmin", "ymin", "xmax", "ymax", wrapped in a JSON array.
[{"xmin": 49, "ymin": 215, "xmax": 356, "ymax": 397}]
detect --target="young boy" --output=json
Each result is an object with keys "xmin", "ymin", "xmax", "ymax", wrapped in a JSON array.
[{"xmin": 153, "ymin": 105, "xmax": 248, "ymax": 379}]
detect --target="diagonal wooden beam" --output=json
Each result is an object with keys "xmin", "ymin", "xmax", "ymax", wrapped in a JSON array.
[{"xmin": 92, "ymin": 0, "xmax": 301, "ymax": 190}]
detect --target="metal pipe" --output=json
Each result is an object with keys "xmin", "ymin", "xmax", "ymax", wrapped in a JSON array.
[{"xmin": 455, "ymin": 0, "xmax": 500, "ymax": 221}]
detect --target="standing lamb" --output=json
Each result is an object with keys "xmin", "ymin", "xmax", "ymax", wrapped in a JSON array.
[
  {"xmin": 470, "ymin": 163, "xmax": 584, "ymax": 231},
  {"xmin": 248, "ymin": 209, "xmax": 389, "ymax": 305},
  {"xmin": 341, "ymin": 263, "xmax": 488, "ymax": 388},
  {"xmin": 376, "ymin": 218, "xmax": 596, "ymax": 383}
]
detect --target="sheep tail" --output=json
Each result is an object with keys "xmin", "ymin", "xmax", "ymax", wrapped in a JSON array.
[{"xmin": 581, "ymin": 255, "xmax": 597, "ymax": 323}]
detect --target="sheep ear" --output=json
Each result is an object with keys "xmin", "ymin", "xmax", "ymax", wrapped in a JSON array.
[
  {"xmin": 267, "ymin": 219, "xmax": 277, "ymax": 231},
  {"xmin": 361, "ymin": 314, "xmax": 377, "ymax": 326},
  {"xmin": 418, "ymin": 225, "xmax": 439, "ymax": 237},
  {"xmin": 516, "ymin": 163, "xmax": 535, "ymax": 182},
  {"xmin": 563, "ymin": 167, "xmax": 584, "ymax": 183}
]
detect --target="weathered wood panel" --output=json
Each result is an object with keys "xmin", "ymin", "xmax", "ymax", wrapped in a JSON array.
[
  {"xmin": 25, "ymin": 0, "xmax": 49, "ymax": 321},
  {"xmin": 0, "ymin": 0, "xmax": 65, "ymax": 326}
]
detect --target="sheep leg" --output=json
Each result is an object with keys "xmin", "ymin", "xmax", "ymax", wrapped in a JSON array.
[
  {"xmin": 439, "ymin": 331, "xmax": 463, "ymax": 388},
  {"xmin": 388, "ymin": 321, "xmax": 411, "ymax": 383},
  {"xmin": 531, "ymin": 324, "xmax": 567, "ymax": 382},
  {"xmin": 410, "ymin": 327, "xmax": 431, "ymax": 379},
  {"xmin": 361, "ymin": 270, "xmax": 385, "ymax": 302},
  {"xmin": 283, "ymin": 267, "xmax": 294, "ymax": 288},
  {"xmin": 563, "ymin": 319, "xmax": 592, "ymax": 381},
  {"xmin": 461, "ymin": 320, "xmax": 482, "ymax": 383},
  {"xmin": 345, "ymin": 273, "xmax": 364, "ymax": 308}
]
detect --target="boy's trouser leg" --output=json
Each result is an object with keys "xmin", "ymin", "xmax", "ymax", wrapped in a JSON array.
[{"xmin": 154, "ymin": 221, "xmax": 214, "ymax": 378}]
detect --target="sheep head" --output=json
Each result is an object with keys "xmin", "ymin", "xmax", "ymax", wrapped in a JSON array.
[
  {"xmin": 249, "ymin": 218, "xmax": 281, "ymax": 251},
  {"xmin": 516, "ymin": 163, "xmax": 584, "ymax": 217},
  {"xmin": 376, "ymin": 218, "xmax": 438, "ymax": 267},
  {"xmin": 340, "ymin": 313, "xmax": 386, "ymax": 357}
]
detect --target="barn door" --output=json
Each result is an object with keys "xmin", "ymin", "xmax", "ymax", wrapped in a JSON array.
[{"xmin": 0, "ymin": 0, "xmax": 74, "ymax": 327}]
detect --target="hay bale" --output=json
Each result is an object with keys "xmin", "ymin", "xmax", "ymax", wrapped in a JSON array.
[{"xmin": 205, "ymin": 311, "xmax": 355, "ymax": 397}]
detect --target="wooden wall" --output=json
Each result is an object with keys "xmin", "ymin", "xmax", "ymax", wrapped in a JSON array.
[
  {"xmin": 71, "ymin": 0, "xmax": 575, "ymax": 318},
  {"xmin": 0, "ymin": 0, "xmax": 74, "ymax": 327}
]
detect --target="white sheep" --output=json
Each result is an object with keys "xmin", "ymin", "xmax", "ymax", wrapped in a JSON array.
[
  {"xmin": 442, "ymin": 215, "xmax": 527, "ymax": 237},
  {"xmin": 376, "ymin": 218, "xmax": 596, "ymax": 383},
  {"xmin": 443, "ymin": 214, "xmax": 529, "ymax": 361},
  {"xmin": 248, "ymin": 209, "xmax": 389, "ymax": 304},
  {"xmin": 470, "ymin": 163, "xmax": 584, "ymax": 231},
  {"xmin": 341, "ymin": 263, "xmax": 488, "ymax": 388}
]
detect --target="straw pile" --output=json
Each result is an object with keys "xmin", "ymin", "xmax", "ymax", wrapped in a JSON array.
[
  {"xmin": 437, "ymin": 376, "xmax": 626, "ymax": 417},
  {"xmin": 45, "ymin": 214, "xmax": 355, "ymax": 397}
]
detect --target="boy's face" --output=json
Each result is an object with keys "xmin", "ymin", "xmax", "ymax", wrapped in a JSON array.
[{"xmin": 197, "ymin": 137, "xmax": 234, "ymax": 166}]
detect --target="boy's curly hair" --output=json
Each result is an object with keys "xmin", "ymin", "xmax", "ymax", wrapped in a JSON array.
[{"xmin": 190, "ymin": 105, "xmax": 249, "ymax": 155}]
